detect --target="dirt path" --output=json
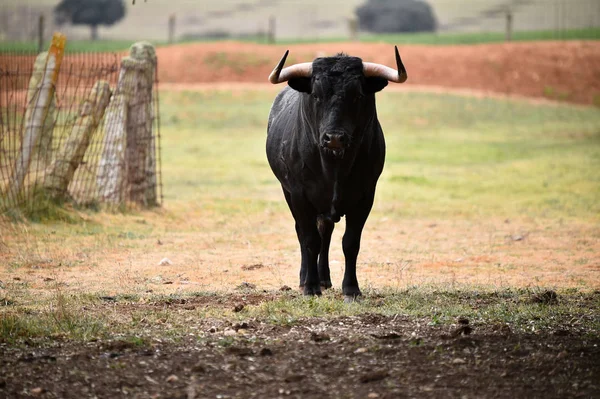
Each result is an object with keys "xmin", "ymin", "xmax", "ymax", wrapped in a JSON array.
[{"xmin": 156, "ymin": 40, "xmax": 600, "ymax": 105}]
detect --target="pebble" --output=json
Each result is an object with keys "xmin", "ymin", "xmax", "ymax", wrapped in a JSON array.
[
  {"xmin": 354, "ymin": 347, "xmax": 368, "ymax": 354},
  {"xmin": 223, "ymin": 329, "xmax": 237, "ymax": 337},
  {"xmin": 166, "ymin": 374, "xmax": 179, "ymax": 383},
  {"xmin": 158, "ymin": 258, "xmax": 172, "ymax": 266}
]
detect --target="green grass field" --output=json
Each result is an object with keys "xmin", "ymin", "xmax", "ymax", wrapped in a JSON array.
[{"xmin": 159, "ymin": 89, "xmax": 600, "ymax": 221}]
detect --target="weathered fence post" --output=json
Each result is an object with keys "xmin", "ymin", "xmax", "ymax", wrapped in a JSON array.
[
  {"xmin": 96, "ymin": 41, "xmax": 158, "ymax": 207},
  {"xmin": 10, "ymin": 33, "xmax": 65, "ymax": 197},
  {"xmin": 268, "ymin": 16, "xmax": 276, "ymax": 44},
  {"xmin": 168, "ymin": 14, "xmax": 176, "ymax": 44},
  {"xmin": 37, "ymin": 14, "xmax": 44, "ymax": 53},
  {"xmin": 505, "ymin": 8, "xmax": 513, "ymax": 42},
  {"xmin": 348, "ymin": 18, "xmax": 358, "ymax": 42},
  {"xmin": 44, "ymin": 81, "xmax": 112, "ymax": 201}
]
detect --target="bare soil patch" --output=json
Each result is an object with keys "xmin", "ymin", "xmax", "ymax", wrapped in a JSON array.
[
  {"xmin": 3, "ymin": 218, "xmax": 598, "ymax": 299},
  {"xmin": 1, "ymin": 309, "xmax": 598, "ymax": 398},
  {"xmin": 155, "ymin": 41, "xmax": 600, "ymax": 105}
]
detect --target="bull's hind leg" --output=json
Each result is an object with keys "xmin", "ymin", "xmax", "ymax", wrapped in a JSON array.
[
  {"xmin": 317, "ymin": 215, "xmax": 334, "ymax": 289},
  {"xmin": 342, "ymin": 191, "xmax": 376, "ymax": 301}
]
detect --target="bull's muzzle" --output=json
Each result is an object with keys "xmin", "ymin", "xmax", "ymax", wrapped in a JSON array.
[{"xmin": 323, "ymin": 133, "xmax": 347, "ymax": 150}]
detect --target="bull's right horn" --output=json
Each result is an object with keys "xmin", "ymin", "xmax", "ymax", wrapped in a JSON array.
[
  {"xmin": 363, "ymin": 45, "xmax": 408, "ymax": 83},
  {"xmin": 268, "ymin": 50, "xmax": 313, "ymax": 84}
]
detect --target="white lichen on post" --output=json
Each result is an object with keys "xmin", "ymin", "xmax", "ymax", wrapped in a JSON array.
[
  {"xmin": 28, "ymin": 52, "xmax": 57, "ymax": 170},
  {"xmin": 44, "ymin": 81, "xmax": 112, "ymax": 201},
  {"xmin": 10, "ymin": 34, "xmax": 65, "ymax": 197},
  {"xmin": 96, "ymin": 75, "xmax": 128, "ymax": 204},
  {"xmin": 96, "ymin": 41, "xmax": 158, "ymax": 206}
]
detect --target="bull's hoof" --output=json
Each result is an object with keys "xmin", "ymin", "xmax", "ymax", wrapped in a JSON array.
[
  {"xmin": 320, "ymin": 280, "xmax": 333, "ymax": 289},
  {"xmin": 303, "ymin": 285, "xmax": 322, "ymax": 296},
  {"xmin": 344, "ymin": 295, "xmax": 362, "ymax": 304},
  {"xmin": 342, "ymin": 286, "xmax": 362, "ymax": 300}
]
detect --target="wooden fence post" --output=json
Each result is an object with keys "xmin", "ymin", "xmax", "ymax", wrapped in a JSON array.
[
  {"xmin": 268, "ymin": 16, "xmax": 276, "ymax": 44},
  {"xmin": 37, "ymin": 14, "xmax": 44, "ymax": 53},
  {"xmin": 96, "ymin": 41, "xmax": 157, "ymax": 207},
  {"xmin": 168, "ymin": 14, "xmax": 176, "ymax": 44},
  {"xmin": 505, "ymin": 8, "xmax": 513, "ymax": 42},
  {"xmin": 44, "ymin": 81, "xmax": 111, "ymax": 201},
  {"xmin": 10, "ymin": 33, "xmax": 65, "ymax": 198}
]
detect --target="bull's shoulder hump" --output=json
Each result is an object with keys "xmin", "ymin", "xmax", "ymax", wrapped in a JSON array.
[{"xmin": 268, "ymin": 86, "xmax": 299, "ymax": 124}]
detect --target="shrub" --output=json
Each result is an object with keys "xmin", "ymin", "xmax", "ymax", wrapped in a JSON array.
[{"xmin": 356, "ymin": 0, "xmax": 437, "ymax": 33}]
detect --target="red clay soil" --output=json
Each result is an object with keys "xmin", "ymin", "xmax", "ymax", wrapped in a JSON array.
[{"xmin": 155, "ymin": 41, "xmax": 600, "ymax": 105}]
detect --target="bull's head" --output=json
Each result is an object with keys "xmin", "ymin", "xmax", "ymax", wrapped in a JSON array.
[{"xmin": 269, "ymin": 47, "xmax": 407, "ymax": 158}]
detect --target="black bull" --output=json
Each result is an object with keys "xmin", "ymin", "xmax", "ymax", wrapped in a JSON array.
[{"xmin": 266, "ymin": 47, "xmax": 408, "ymax": 301}]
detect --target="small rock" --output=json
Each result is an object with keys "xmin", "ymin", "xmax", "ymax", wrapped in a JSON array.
[
  {"xmin": 279, "ymin": 285, "xmax": 292, "ymax": 291},
  {"xmin": 310, "ymin": 332, "xmax": 330, "ymax": 342},
  {"xmin": 360, "ymin": 370, "xmax": 389, "ymax": 383},
  {"xmin": 368, "ymin": 393, "xmax": 380, "ymax": 398},
  {"xmin": 284, "ymin": 374, "xmax": 306, "ymax": 383},
  {"xmin": 354, "ymin": 347, "xmax": 368, "ymax": 354},
  {"xmin": 233, "ymin": 304, "xmax": 245, "ymax": 313},
  {"xmin": 158, "ymin": 258, "xmax": 172, "ymax": 266},
  {"xmin": 233, "ymin": 322, "xmax": 250, "ymax": 330},
  {"xmin": 511, "ymin": 234, "xmax": 524, "ymax": 241},
  {"xmin": 370, "ymin": 332, "xmax": 401, "ymax": 340},
  {"xmin": 43, "ymin": 277, "xmax": 54, "ymax": 282},
  {"xmin": 236, "ymin": 282, "xmax": 257, "ymax": 290},
  {"xmin": 259, "ymin": 347, "xmax": 273, "ymax": 356},
  {"xmin": 165, "ymin": 374, "xmax": 179, "ymax": 383},
  {"xmin": 225, "ymin": 346, "xmax": 253, "ymax": 357},
  {"xmin": 452, "ymin": 358, "xmax": 466, "ymax": 364},
  {"xmin": 30, "ymin": 387, "xmax": 44, "ymax": 396},
  {"xmin": 223, "ymin": 329, "xmax": 237, "ymax": 337},
  {"xmin": 241, "ymin": 263, "xmax": 264, "ymax": 271},
  {"xmin": 192, "ymin": 363, "xmax": 206, "ymax": 373}
]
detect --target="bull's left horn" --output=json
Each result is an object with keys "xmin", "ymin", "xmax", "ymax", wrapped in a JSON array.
[
  {"xmin": 269, "ymin": 50, "xmax": 313, "ymax": 84},
  {"xmin": 363, "ymin": 45, "xmax": 408, "ymax": 83}
]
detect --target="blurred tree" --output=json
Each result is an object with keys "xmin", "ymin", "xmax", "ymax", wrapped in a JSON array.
[
  {"xmin": 356, "ymin": 0, "xmax": 437, "ymax": 33},
  {"xmin": 54, "ymin": 0, "xmax": 126, "ymax": 41}
]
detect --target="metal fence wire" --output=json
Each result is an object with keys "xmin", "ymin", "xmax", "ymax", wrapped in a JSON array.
[{"xmin": 0, "ymin": 40, "xmax": 162, "ymax": 216}]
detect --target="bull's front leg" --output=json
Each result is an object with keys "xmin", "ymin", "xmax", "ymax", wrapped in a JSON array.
[
  {"xmin": 290, "ymin": 194, "xmax": 322, "ymax": 296},
  {"xmin": 342, "ymin": 192, "xmax": 375, "ymax": 301},
  {"xmin": 317, "ymin": 215, "xmax": 334, "ymax": 289}
]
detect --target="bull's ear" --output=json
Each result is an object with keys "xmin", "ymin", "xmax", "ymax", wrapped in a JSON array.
[
  {"xmin": 365, "ymin": 77, "xmax": 388, "ymax": 93},
  {"xmin": 288, "ymin": 77, "xmax": 312, "ymax": 93}
]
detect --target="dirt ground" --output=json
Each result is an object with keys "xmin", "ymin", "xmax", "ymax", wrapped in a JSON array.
[
  {"xmin": 3, "ymin": 217, "xmax": 600, "ymax": 299},
  {"xmin": 1, "ymin": 295, "xmax": 599, "ymax": 399},
  {"xmin": 155, "ymin": 40, "xmax": 600, "ymax": 105}
]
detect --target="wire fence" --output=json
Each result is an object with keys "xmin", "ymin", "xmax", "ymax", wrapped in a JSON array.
[{"xmin": 0, "ymin": 37, "xmax": 162, "ymax": 217}]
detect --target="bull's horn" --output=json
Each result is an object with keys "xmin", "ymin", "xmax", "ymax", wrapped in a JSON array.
[
  {"xmin": 363, "ymin": 45, "xmax": 407, "ymax": 83},
  {"xmin": 268, "ymin": 50, "xmax": 312, "ymax": 84}
]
